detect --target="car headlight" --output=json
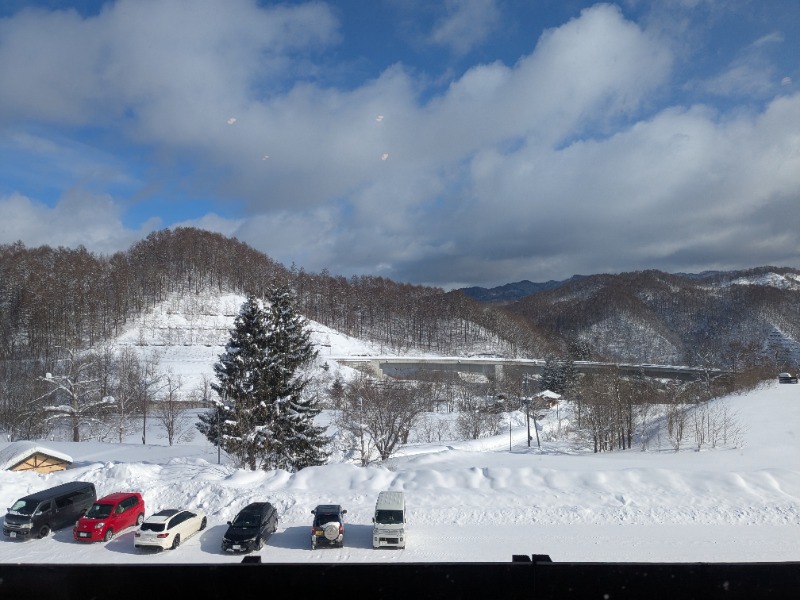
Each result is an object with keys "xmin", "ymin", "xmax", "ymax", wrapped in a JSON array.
[{"xmin": 95, "ymin": 522, "xmax": 105, "ymax": 529}]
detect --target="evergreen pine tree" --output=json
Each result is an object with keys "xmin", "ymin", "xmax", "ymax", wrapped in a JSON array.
[
  {"xmin": 540, "ymin": 354, "xmax": 566, "ymax": 394},
  {"xmin": 260, "ymin": 285, "xmax": 329, "ymax": 470},
  {"xmin": 197, "ymin": 295, "xmax": 275, "ymax": 469},
  {"xmin": 197, "ymin": 290, "xmax": 329, "ymax": 471}
]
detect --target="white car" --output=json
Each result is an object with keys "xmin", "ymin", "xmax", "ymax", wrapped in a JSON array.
[{"xmin": 134, "ymin": 509, "xmax": 207, "ymax": 551}]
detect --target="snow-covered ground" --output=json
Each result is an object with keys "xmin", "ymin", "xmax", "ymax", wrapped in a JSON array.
[
  {"xmin": 1, "ymin": 382, "xmax": 798, "ymax": 564},
  {"xmin": 1, "ymin": 291, "xmax": 799, "ymax": 564}
]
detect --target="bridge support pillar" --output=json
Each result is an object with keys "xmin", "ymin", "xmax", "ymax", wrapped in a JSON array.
[{"xmin": 370, "ymin": 360, "xmax": 385, "ymax": 380}]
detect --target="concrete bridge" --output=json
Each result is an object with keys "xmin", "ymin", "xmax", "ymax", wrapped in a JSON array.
[{"xmin": 329, "ymin": 356, "xmax": 721, "ymax": 383}]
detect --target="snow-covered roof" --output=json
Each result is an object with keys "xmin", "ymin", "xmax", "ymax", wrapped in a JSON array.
[
  {"xmin": 534, "ymin": 390, "xmax": 562, "ymax": 399},
  {"xmin": 0, "ymin": 441, "xmax": 73, "ymax": 471}
]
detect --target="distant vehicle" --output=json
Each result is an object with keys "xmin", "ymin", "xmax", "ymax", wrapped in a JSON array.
[
  {"xmin": 311, "ymin": 504, "xmax": 346, "ymax": 549},
  {"xmin": 134, "ymin": 509, "xmax": 206, "ymax": 551},
  {"xmin": 73, "ymin": 492, "xmax": 145, "ymax": 542},
  {"xmin": 372, "ymin": 491, "xmax": 406, "ymax": 549},
  {"xmin": 221, "ymin": 502, "xmax": 278, "ymax": 553},
  {"xmin": 778, "ymin": 372, "xmax": 798, "ymax": 383},
  {"xmin": 3, "ymin": 481, "xmax": 96, "ymax": 540}
]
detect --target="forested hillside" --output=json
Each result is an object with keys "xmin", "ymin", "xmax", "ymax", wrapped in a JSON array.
[
  {"xmin": 2, "ymin": 227, "xmax": 799, "ymax": 372},
  {"xmin": 0, "ymin": 228, "xmax": 555, "ymax": 364},
  {"xmin": 504, "ymin": 268, "xmax": 800, "ymax": 368}
]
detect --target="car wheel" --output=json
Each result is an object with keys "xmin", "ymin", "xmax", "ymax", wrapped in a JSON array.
[
  {"xmin": 256, "ymin": 536, "xmax": 263, "ymax": 551},
  {"xmin": 171, "ymin": 534, "xmax": 181, "ymax": 550},
  {"xmin": 200, "ymin": 517, "xmax": 207, "ymax": 531},
  {"xmin": 104, "ymin": 528, "xmax": 114, "ymax": 542},
  {"xmin": 136, "ymin": 513, "xmax": 144, "ymax": 526},
  {"xmin": 38, "ymin": 525, "xmax": 50, "ymax": 539}
]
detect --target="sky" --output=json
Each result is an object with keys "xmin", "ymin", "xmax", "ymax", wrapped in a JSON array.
[{"xmin": 0, "ymin": 0, "xmax": 798, "ymax": 288}]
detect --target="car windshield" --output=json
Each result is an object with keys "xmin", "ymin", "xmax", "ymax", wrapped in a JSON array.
[
  {"xmin": 9, "ymin": 500, "xmax": 35, "ymax": 515},
  {"xmin": 140, "ymin": 522, "xmax": 165, "ymax": 532},
  {"xmin": 231, "ymin": 513, "xmax": 260, "ymax": 528},
  {"xmin": 375, "ymin": 510, "xmax": 403, "ymax": 524},
  {"xmin": 85, "ymin": 503, "xmax": 113, "ymax": 519},
  {"xmin": 314, "ymin": 512, "xmax": 339, "ymax": 526}
]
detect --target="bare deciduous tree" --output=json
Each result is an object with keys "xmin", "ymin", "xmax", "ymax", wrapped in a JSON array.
[
  {"xmin": 337, "ymin": 378, "xmax": 427, "ymax": 463},
  {"xmin": 37, "ymin": 347, "xmax": 116, "ymax": 442},
  {"xmin": 155, "ymin": 371, "xmax": 192, "ymax": 446}
]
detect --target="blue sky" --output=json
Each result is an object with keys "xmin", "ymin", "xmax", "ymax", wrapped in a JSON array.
[{"xmin": 1, "ymin": 0, "xmax": 798, "ymax": 288}]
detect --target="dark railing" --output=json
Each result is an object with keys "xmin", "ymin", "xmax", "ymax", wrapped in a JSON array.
[{"xmin": 1, "ymin": 558, "xmax": 797, "ymax": 599}]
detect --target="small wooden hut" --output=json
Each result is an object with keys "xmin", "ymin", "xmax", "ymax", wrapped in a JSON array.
[{"xmin": 0, "ymin": 441, "xmax": 73, "ymax": 474}]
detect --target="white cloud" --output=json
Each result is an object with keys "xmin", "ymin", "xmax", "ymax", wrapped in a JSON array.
[
  {"xmin": 691, "ymin": 29, "xmax": 785, "ymax": 99},
  {"xmin": 0, "ymin": 191, "xmax": 154, "ymax": 253},
  {"xmin": 0, "ymin": 1, "xmax": 798, "ymax": 285},
  {"xmin": 429, "ymin": 0, "xmax": 502, "ymax": 55}
]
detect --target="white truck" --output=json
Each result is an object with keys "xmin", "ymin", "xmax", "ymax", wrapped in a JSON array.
[{"xmin": 372, "ymin": 491, "xmax": 406, "ymax": 549}]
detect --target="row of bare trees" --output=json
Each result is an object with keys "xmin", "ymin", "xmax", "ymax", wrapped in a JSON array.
[
  {"xmin": 291, "ymin": 267, "xmax": 547, "ymax": 357},
  {"xmin": 0, "ymin": 345, "xmax": 203, "ymax": 445},
  {"xmin": 326, "ymin": 348, "xmax": 773, "ymax": 462}
]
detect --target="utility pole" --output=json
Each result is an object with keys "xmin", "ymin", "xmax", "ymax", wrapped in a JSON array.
[
  {"xmin": 509, "ymin": 411, "xmax": 512, "ymax": 452},
  {"xmin": 522, "ymin": 398, "xmax": 532, "ymax": 448}
]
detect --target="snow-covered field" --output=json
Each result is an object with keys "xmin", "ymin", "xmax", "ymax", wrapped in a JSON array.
[
  {"xmin": 1, "ymin": 382, "xmax": 798, "ymax": 564},
  {"xmin": 1, "ymin": 292, "xmax": 799, "ymax": 565}
]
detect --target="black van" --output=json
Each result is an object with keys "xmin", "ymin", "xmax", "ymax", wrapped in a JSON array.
[{"xmin": 3, "ymin": 481, "xmax": 96, "ymax": 540}]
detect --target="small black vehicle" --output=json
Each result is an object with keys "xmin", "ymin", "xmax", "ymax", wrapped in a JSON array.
[
  {"xmin": 221, "ymin": 502, "xmax": 278, "ymax": 553},
  {"xmin": 311, "ymin": 504, "xmax": 347, "ymax": 550},
  {"xmin": 3, "ymin": 481, "xmax": 96, "ymax": 540}
]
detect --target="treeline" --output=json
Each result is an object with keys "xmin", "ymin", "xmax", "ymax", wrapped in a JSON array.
[
  {"xmin": 0, "ymin": 228, "xmax": 554, "ymax": 365},
  {"xmin": 292, "ymin": 268, "xmax": 549, "ymax": 356},
  {"xmin": 0, "ymin": 230, "xmax": 287, "ymax": 360}
]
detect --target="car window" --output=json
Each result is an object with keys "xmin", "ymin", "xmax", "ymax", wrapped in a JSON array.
[
  {"xmin": 55, "ymin": 495, "xmax": 73, "ymax": 510},
  {"xmin": 140, "ymin": 522, "xmax": 165, "ymax": 532},
  {"xmin": 375, "ymin": 509, "xmax": 403, "ymax": 524},
  {"xmin": 9, "ymin": 500, "xmax": 36, "ymax": 515},
  {"xmin": 231, "ymin": 512, "xmax": 260, "ymax": 527},
  {"xmin": 314, "ymin": 512, "xmax": 340, "ymax": 525},
  {"xmin": 85, "ymin": 503, "xmax": 113, "ymax": 519}
]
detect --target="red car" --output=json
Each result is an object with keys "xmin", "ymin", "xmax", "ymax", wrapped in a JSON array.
[{"xmin": 73, "ymin": 492, "xmax": 145, "ymax": 542}]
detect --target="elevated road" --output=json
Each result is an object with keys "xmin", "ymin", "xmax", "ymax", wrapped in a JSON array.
[{"xmin": 329, "ymin": 356, "xmax": 722, "ymax": 382}]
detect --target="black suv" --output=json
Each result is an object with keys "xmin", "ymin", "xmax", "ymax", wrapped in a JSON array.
[
  {"xmin": 221, "ymin": 502, "xmax": 278, "ymax": 553},
  {"xmin": 310, "ymin": 504, "xmax": 346, "ymax": 550}
]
